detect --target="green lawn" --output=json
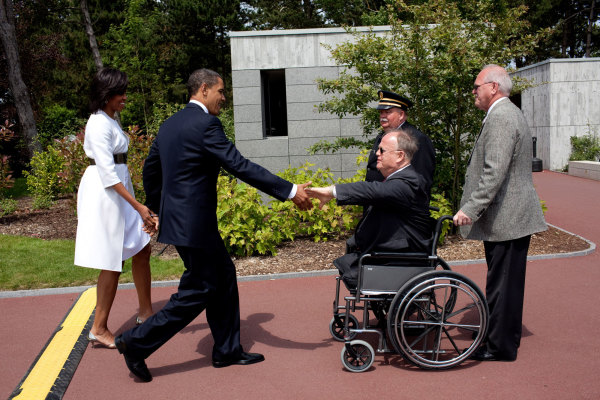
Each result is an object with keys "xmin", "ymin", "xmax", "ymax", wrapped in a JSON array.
[
  {"xmin": 1, "ymin": 177, "xmax": 29, "ymax": 198},
  {"xmin": 0, "ymin": 235, "xmax": 185, "ymax": 291}
]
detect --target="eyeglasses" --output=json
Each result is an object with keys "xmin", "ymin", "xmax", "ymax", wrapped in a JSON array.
[
  {"xmin": 473, "ymin": 82, "xmax": 494, "ymax": 91},
  {"xmin": 377, "ymin": 147, "xmax": 401, "ymax": 154}
]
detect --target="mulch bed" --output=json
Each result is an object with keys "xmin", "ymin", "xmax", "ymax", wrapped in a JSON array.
[{"xmin": 0, "ymin": 197, "xmax": 591, "ymax": 277}]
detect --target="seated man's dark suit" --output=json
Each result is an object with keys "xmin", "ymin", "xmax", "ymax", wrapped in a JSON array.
[
  {"xmin": 120, "ymin": 102, "xmax": 294, "ymax": 361},
  {"xmin": 366, "ymin": 122, "xmax": 436, "ymax": 194},
  {"xmin": 334, "ymin": 164, "xmax": 432, "ymax": 289}
]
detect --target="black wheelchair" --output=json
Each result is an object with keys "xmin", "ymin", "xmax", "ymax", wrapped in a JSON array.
[{"xmin": 329, "ymin": 215, "xmax": 489, "ymax": 372}]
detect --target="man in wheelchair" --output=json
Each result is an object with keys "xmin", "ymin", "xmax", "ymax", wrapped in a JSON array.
[{"xmin": 306, "ymin": 129, "xmax": 432, "ymax": 290}]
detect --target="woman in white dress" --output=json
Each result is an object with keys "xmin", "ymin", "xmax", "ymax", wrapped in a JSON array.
[{"xmin": 74, "ymin": 68, "xmax": 156, "ymax": 348}]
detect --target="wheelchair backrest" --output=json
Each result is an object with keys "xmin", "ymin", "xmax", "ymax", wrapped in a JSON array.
[{"xmin": 354, "ymin": 214, "xmax": 452, "ymax": 298}]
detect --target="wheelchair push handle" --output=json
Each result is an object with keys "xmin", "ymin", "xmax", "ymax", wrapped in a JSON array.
[{"xmin": 431, "ymin": 215, "xmax": 453, "ymax": 253}]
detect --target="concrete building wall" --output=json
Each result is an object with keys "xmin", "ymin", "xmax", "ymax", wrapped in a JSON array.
[
  {"xmin": 512, "ymin": 58, "xmax": 600, "ymax": 170},
  {"xmin": 230, "ymin": 27, "xmax": 391, "ymax": 179},
  {"xmin": 231, "ymin": 27, "xmax": 600, "ymax": 176}
]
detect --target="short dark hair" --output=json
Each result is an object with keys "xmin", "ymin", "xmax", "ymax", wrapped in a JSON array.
[
  {"xmin": 187, "ymin": 69, "xmax": 222, "ymax": 97},
  {"xmin": 388, "ymin": 129, "xmax": 418, "ymax": 161},
  {"xmin": 89, "ymin": 68, "xmax": 128, "ymax": 112}
]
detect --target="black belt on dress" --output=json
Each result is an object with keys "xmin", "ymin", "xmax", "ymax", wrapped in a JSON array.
[{"xmin": 89, "ymin": 153, "xmax": 128, "ymax": 165}]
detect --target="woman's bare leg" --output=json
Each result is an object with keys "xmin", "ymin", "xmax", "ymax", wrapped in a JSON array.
[{"xmin": 90, "ymin": 269, "xmax": 120, "ymax": 345}]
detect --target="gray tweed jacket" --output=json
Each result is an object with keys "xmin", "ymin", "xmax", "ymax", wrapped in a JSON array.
[{"xmin": 460, "ymin": 98, "xmax": 547, "ymax": 241}]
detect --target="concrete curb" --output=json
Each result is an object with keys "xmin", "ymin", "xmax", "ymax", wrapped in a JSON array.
[{"xmin": 1, "ymin": 223, "xmax": 594, "ymax": 299}]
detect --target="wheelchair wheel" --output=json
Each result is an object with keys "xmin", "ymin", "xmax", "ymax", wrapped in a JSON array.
[
  {"xmin": 329, "ymin": 313, "xmax": 358, "ymax": 342},
  {"xmin": 433, "ymin": 259, "xmax": 457, "ymax": 313},
  {"xmin": 387, "ymin": 270, "xmax": 488, "ymax": 370},
  {"xmin": 341, "ymin": 340, "xmax": 374, "ymax": 372}
]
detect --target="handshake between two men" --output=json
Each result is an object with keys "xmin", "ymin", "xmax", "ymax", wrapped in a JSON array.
[{"xmin": 288, "ymin": 182, "xmax": 340, "ymax": 211}]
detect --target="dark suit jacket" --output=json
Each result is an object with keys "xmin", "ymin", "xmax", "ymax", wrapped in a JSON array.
[
  {"xmin": 143, "ymin": 103, "xmax": 293, "ymax": 248},
  {"xmin": 366, "ymin": 121, "xmax": 435, "ymax": 195},
  {"xmin": 334, "ymin": 165, "xmax": 432, "ymax": 287}
]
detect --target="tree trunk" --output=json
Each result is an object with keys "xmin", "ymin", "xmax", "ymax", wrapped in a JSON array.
[
  {"xmin": 586, "ymin": 0, "xmax": 596, "ymax": 58},
  {"xmin": 80, "ymin": 0, "xmax": 103, "ymax": 70},
  {"xmin": 561, "ymin": 6, "xmax": 568, "ymax": 56},
  {"xmin": 0, "ymin": 0, "xmax": 40, "ymax": 158}
]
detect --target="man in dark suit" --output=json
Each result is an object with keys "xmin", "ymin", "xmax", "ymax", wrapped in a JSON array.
[
  {"xmin": 114, "ymin": 69, "xmax": 312, "ymax": 382},
  {"xmin": 454, "ymin": 65, "xmax": 547, "ymax": 362},
  {"xmin": 367, "ymin": 90, "xmax": 435, "ymax": 197},
  {"xmin": 307, "ymin": 130, "xmax": 431, "ymax": 289}
]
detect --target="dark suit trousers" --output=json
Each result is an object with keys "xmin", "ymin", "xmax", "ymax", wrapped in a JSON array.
[
  {"xmin": 483, "ymin": 235, "xmax": 531, "ymax": 359},
  {"xmin": 120, "ymin": 243, "xmax": 242, "ymax": 360}
]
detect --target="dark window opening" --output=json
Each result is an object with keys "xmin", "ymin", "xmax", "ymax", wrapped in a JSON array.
[
  {"xmin": 510, "ymin": 92, "xmax": 522, "ymax": 109},
  {"xmin": 261, "ymin": 69, "xmax": 288, "ymax": 137}
]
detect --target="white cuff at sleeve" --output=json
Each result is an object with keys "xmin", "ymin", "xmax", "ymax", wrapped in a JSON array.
[{"xmin": 287, "ymin": 184, "xmax": 297, "ymax": 199}]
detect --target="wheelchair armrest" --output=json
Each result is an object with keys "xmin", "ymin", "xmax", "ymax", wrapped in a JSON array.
[
  {"xmin": 359, "ymin": 252, "xmax": 437, "ymax": 266},
  {"xmin": 368, "ymin": 252, "xmax": 431, "ymax": 259}
]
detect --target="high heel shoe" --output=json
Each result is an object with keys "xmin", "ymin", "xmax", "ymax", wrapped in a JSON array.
[
  {"xmin": 88, "ymin": 331, "xmax": 116, "ymax": 349},
  {"xmin": 135, "ymin": 316, "xmax": 144, "ymax": 326}
]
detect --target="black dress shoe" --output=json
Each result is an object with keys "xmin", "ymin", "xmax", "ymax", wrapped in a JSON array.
[
  {"xmin": 470, "ymin": 346, "xmax": 516, "ymax": 362},
  {"xmin": 212, "ymin": 352, "xmax": 265, "ymax": 368},
  {"xmin": 115, "ymin": 335, "xmax": 153, "ymax": 382}
]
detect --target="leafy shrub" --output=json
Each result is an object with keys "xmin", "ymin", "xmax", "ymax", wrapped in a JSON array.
[
  {"xmin": 216, "ymin": 163, "xmax": 364, "ymax": 257},
  {"xmin": 219, "ymin": 107, "xmax": 236, "ymax": 143},
  {"xmin": 217, "ymin": 175, "xmax": 285, "ymax": 256},
  {"xmin": 55, "ymin": 132, "xmax": 87, "ymax": 197},
  {"xmin": 37, "ymin": 105, "xmax": 84, "ymax": 149},
  {"xmin": 27, "ymin": 125, "xmax": 154, "ymax": 206},
  {"xmin": 429, "ymin": 192, "xmax": 453, "ymax": 244},
  {"xmin": 125, "ymin": 126, "xmax": 154, "ymax": 203},
  {"xmin": 274, "ymin": 163, "xmax": 362, "ymax": 241},
  {"xmin": 31, "ymin": 194, "xmax": 56, "ymax": 210},
  {"xmin": 24, "ymin": 146, "xmax": 64, "ymax": 209},
  {"xmin": 569, "ymin": 133, "xmax": 600, "ymax": 161},
  {"xmin": 146, "ymin": 103, "xmax": 184, "ymax": 137},
  {"xmin": 540, "ymin": 200, "xmax": 548, "ymax": 214},
  {"xmin": 0, "ymin": 198, "xmax": 18, "ymax": 217}
]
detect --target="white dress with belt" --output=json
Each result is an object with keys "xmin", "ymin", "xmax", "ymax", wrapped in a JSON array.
[{"xmin": 74, "ymin": 110, "xmax": 150, "ymax": 271}]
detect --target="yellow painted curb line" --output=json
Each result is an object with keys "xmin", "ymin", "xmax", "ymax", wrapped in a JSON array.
[{"xmin": 11, "ymin": 287, "xmax": 96, "ymax": 399}]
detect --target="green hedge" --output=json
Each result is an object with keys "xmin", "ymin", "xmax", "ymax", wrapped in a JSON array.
[
  {"xmin": 24, "ymin": 129, "xmax": 453, "ymax": 256},
  {"xmin": 570, "ymin": 133, "xmax": 600, "ymax": 162}
]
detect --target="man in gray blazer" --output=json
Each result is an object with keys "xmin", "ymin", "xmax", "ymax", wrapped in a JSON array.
[{"xmin": 454, "ymin": 65, "xmax": 547, "ymax": 362}]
